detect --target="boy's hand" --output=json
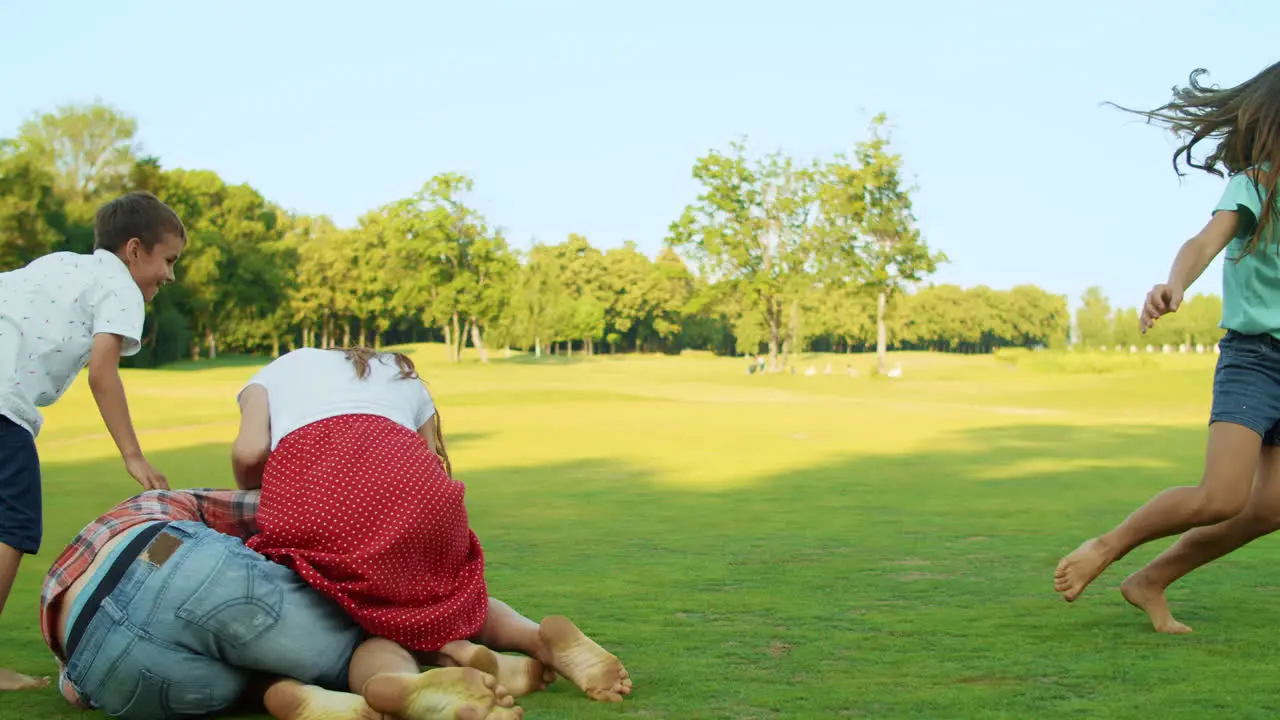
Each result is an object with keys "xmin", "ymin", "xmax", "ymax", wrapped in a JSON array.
[
  {"xmin": 125, "ymin": 456, "xmax": 169, "ymax": 491},
  {"xmin": 1140, "ymin": 283, "xmax": 1183, "ymax": 334}
]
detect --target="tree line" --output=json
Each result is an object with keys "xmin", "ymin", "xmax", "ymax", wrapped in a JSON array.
[
  {"xmin": 1074, "ymin": 286, "xmax": 1223, "ymax": 351},
  {"xmin": 1, "ymin": 102, "xmax": 1166, "ymax": 371}
]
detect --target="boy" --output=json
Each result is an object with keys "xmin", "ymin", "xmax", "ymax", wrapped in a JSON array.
[{"xmin": 0, "ymin": 191, "xmax": 185, "ymax": 690}]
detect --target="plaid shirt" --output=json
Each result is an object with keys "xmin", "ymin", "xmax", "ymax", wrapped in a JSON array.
[{"xmin": 40, "ymin": 489, "xmax": 260, "ymax": 707}]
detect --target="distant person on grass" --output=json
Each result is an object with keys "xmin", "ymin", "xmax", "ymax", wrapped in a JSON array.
[
  {"xmin": 40, "ymin": 488, "xmax": 525, "ymax": 719},
  {"xmin": 1055, "ymin": 61, "xmax": 1280, "ymax": 632},
  {"xmin": 0, "ymin": 192, "xmax": 184, "ymax": 691},
  {"xmin": 232, "ymin": 347, "xmax": 632, "ymax": 702}
]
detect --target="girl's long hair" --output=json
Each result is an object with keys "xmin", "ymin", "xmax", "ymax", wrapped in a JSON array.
[
  {"xmin": 1110, "ymin": 62, "xmax": 1280, "ymax": 258},
  {"xmin": 337, "ymin": 347, "xmax": 452, "ymax": 476}
]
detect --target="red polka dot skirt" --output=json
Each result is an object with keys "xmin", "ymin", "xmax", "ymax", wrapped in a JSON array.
[{"xmin": 246, "ymin": 414, "xmax": 488, "ymax": 651}]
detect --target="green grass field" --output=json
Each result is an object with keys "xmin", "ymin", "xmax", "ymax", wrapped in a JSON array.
[{"xmin": 7, "ymin": 346, "xmax": 1280, "ymax": 719}]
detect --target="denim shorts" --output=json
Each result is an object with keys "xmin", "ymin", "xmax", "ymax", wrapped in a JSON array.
[
  {"xmin": 0, "ymin": 414, "xmax": 40, "ymax": 554},
  {"xmin": 64, "ymin": 520, "xmax": 365, "ymax": 720},
  {"xmin": 1211, "ymin": 331, "xmax": 1280, "ymax": 445}
]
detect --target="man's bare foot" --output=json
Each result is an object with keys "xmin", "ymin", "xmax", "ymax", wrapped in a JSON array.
[
  {"xmin": 1054, "ymin": 538, "xmax": 1113, "ymax": 602},
  {"xmin": 0, "ymin": 668, "xmax": 49, "ymax": 691},
  {"xmin": 1121, "ymin": 571, "xmax": 1193, "ymax": 634},
  {"xmin": 264, "ymin": 679, "xmax": 387, "ymax": 720},
  {"xmin": 362, "ymin": 667, "xmax": 522, "ymax": 720},
  {"xmin": 537, "ymin": 615, "xmax": 632, "ymax": 702}
]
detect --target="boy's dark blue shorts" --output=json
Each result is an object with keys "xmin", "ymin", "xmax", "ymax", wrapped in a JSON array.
[{"xmin": 0, "ymin": 414, "xmax": 41, "ymax": 554}]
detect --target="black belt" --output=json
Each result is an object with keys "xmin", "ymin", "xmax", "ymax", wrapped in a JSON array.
[{"xmin": 64, "ymin": 521, "xmax": 170, "ymax": 660}]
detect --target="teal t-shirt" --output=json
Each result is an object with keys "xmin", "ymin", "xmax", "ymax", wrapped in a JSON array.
[{"xmin": 1217, "ymin": 172, "xmax": 1280, "ymax": 338}]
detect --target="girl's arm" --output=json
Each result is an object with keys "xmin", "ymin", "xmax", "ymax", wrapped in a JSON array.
[
  {"xmin": 232, "ymin": 385, "xmax": 271, "ymax": 490},
  {"xmin": 1166, "ymin": 210, "xmax": 1240, "ymax": 291},
  {"xmin": 417, "ymin": 413, "xmax": 453, "ymax": 477}
]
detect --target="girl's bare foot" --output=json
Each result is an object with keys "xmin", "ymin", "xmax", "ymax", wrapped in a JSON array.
[
  {"xmin": 1121, "ymin": 571, "xmax": 1193, "ymax": 634},
  {"xmin": 264, "ymin": 679, "xmax": 387, "ymax": 720},
  {"xmin": 1054, "ymin": 538, "xmax": 1113, "ymax": 602},
  {"xmin": 0, "ymin": 668, "xmax": 49, "ymax": 691},
  {"xmin": 362, "ymin": 667, "xmax": 523, "ymax": 720},
  {"xmin": 537, "ymin": 615, "xmax": 632, "ymax": 702},
  {"xmin": 441, "ymin": 642, "xmax": 554, "ymax": 697}
]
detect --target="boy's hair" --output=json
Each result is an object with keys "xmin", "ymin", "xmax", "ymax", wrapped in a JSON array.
[
  {"xmin": 339, "ymin": 347, "xmax": 452, "ymax": 476},
  {"xmin": 93, "ymin": 191, "xmax": 187, "ymax": 253},
  {"xmin": 1110, "ymin": 62, "xmax": 1280, "ymax": 259}
]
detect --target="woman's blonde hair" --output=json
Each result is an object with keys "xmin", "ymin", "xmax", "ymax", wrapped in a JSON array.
[{"xmin": 337, "ymin": 347, "xmax": 452, "ymax": 476}]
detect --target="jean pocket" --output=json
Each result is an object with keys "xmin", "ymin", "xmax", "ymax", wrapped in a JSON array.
[
  {"xmin": 174, "ymin": 546, "xmax": 283, "ymax": 646},
  {"xmin": 116, "ymin": 669, "xmax": 219, "ymax": 720}
]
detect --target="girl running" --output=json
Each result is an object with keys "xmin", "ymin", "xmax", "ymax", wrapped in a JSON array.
[{"xmin": 1055, "ymin": 62, "xmax": 1280, "ymax": 624}]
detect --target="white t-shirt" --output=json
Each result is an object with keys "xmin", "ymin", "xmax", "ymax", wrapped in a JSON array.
[
  {"xmin": 0, "ymin": 250, "xmax": 146, "ymax": 437},
  {"xmin": 241, "ymin": 348, "xmax": 437, "ymax": 450}
]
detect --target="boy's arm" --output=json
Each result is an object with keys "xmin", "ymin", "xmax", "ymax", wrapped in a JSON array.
[
  {"xmin": 232, "ymin": 385, "xmax": 271, "ymax": 490},
  {"xmin": 87, "ymin": 333, "xmax": 167, "ymax": 491}
]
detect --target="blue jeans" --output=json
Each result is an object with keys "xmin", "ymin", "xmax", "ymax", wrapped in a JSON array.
[
  {"xmin": 1211, "ymin": 331, "xmax": 1280, "ymax": 444},
  {"xmin": 64, "ymin": 521, "xmax": 365, "ymax": 720}
]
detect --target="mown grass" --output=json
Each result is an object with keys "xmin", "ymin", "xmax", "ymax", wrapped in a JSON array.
[{"xmin": 11, "ymin": 346, "xmax": 1278, "ymax": 719}]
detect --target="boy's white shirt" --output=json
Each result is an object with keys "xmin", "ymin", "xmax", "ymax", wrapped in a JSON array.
[{"xmin": 0, "ymin": 250, "xmax": 145, "ymax": 437}]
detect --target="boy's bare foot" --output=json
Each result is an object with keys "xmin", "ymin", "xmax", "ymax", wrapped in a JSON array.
[
  {"xmin": 1054, "ymin": 538, "xmax": 1112, "ymax": 602},
  {"xmin": 264, "ymin": 679, "xmax": 387, "ymax": 720},
  {"xmin": 462, "ymin": 646, "xmax": 554, "ymax": 698},
  {"xmin": 0, "ymin": 668, "xmax": 49, "ymax": 691},
  {"xmin": 537, "ymin": 615, "xmax": 632, "ymax": 702},
  {"xmin": 362, "ymin": 667, "xmax": 522, "ymax": 720},
  {"xmin": 1121, "ymin": 571, "xmax": 1193, "ymax": 634}
]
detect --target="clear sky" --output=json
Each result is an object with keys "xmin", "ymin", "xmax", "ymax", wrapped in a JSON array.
[{"xmin": 2, "ymin": 0, "xmax": 1276, "ymax": 311}]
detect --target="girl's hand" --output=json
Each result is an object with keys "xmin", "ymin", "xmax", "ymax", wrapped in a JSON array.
[{"xmin": 1140, "ymin": 283, "xmax": 1183, "ymax": 333}]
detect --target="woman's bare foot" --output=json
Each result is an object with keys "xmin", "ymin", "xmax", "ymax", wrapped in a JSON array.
[
  {"xmin": 264, "ymin": 679, "xmax": 387, "ymax": 720},
  {"xmin": 0, "ymin": 668, "xmax": 49, "ymax": 691},
  {"xmin": 1054, "ymin": 538, "xmax": 1113, "ymax": 602},
  {"xmin": 537, "ymin": 615, "xmax": 632, "ymax": 702},
  {"xmin": 440, "ymin": 642, "xmax": 554, "ymax": 697},
  {"xmin": 362, "ymin": 667, "xmax": 523, "ymax": 720},
  {"xmin": 1121, "ymin": 571, "xmax": 1193, "ymax": 634}
]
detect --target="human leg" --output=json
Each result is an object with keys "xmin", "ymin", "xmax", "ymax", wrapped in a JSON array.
[
  {"xmin": 0, "ymin": 415, "xmax": 48, "ymax": 691},
  {"xmin": 1122, "ymin": 441, "xmax": 1280, "ymax": 632},
  {"xmin": 1055, "ymin": 421, "xmax": 1261, "ymax": 601},
  {"xmin": 468, "ymin": 598, "xmax": 631, "ymax": 703},
  {"xmin": 351, "ymin": 638, "xmax": 522, "ymax": 720},
  {"xmin": 1055, "ymin": 332, "xmax": 1280, "ymax": 601}
]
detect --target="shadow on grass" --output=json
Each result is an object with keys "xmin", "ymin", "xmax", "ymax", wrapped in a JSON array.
[{"xmin": 13, "ymin": 421, "xmax": 1262, "ymax": 720}]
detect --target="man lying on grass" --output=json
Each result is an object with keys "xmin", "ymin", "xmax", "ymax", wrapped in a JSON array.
[{"xmin": 37, "ymin": 488, "xmax": 630, "ymax": 719}]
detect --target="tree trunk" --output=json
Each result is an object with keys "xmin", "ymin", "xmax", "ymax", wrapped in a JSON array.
[
  {"xmin": 451, "ymin": 312, "xmax": 463, "ymax": 362},
  {"xmin": 586, "ymin": 337, "xmax": 593, "ymax": 356},
  {"xmin": 535, "ymin": 336, "xmax": 542, "ymax": 358},
  {"xmin": 470, "ymin": 319, "xmax": 488, "ymax": 363},
  {"xmin": 767, "ymin": 304, "xmax": 781, "ymax": 372},
  {"xmin": 344, "ymin": 321, "xmax": 353, "ymax": 348},
  {"xmin": 374, "ymin": 331, "xmax": 382, "ymax": 351},
  {"xmin": 206, "ymin": 328, "xmax": 218, "ymax": 359},
  {"xmin": 457, "ymin": 315, "xmax": 471, "ymax": 363},
  {"xmin": 357, "ymin": 318, "xmax": 366, "ymax": 348},
  {"xmin": 876, "ymin": 290, "xmax": 888, "ymax": 375},
  {"xmin": 567, "ymin": 339, "xmax": 573, "ymax": 357},
  {"xmin": 272, "ymin": 336, "xmax": 280, "ymax": 358},
  {"xmin": 443, "ymin": 322, "xmax": 453, "ymax": 361},
  {"xmin": 190, "ymin": 339, "xmax": 200, "ymax": 361}
]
